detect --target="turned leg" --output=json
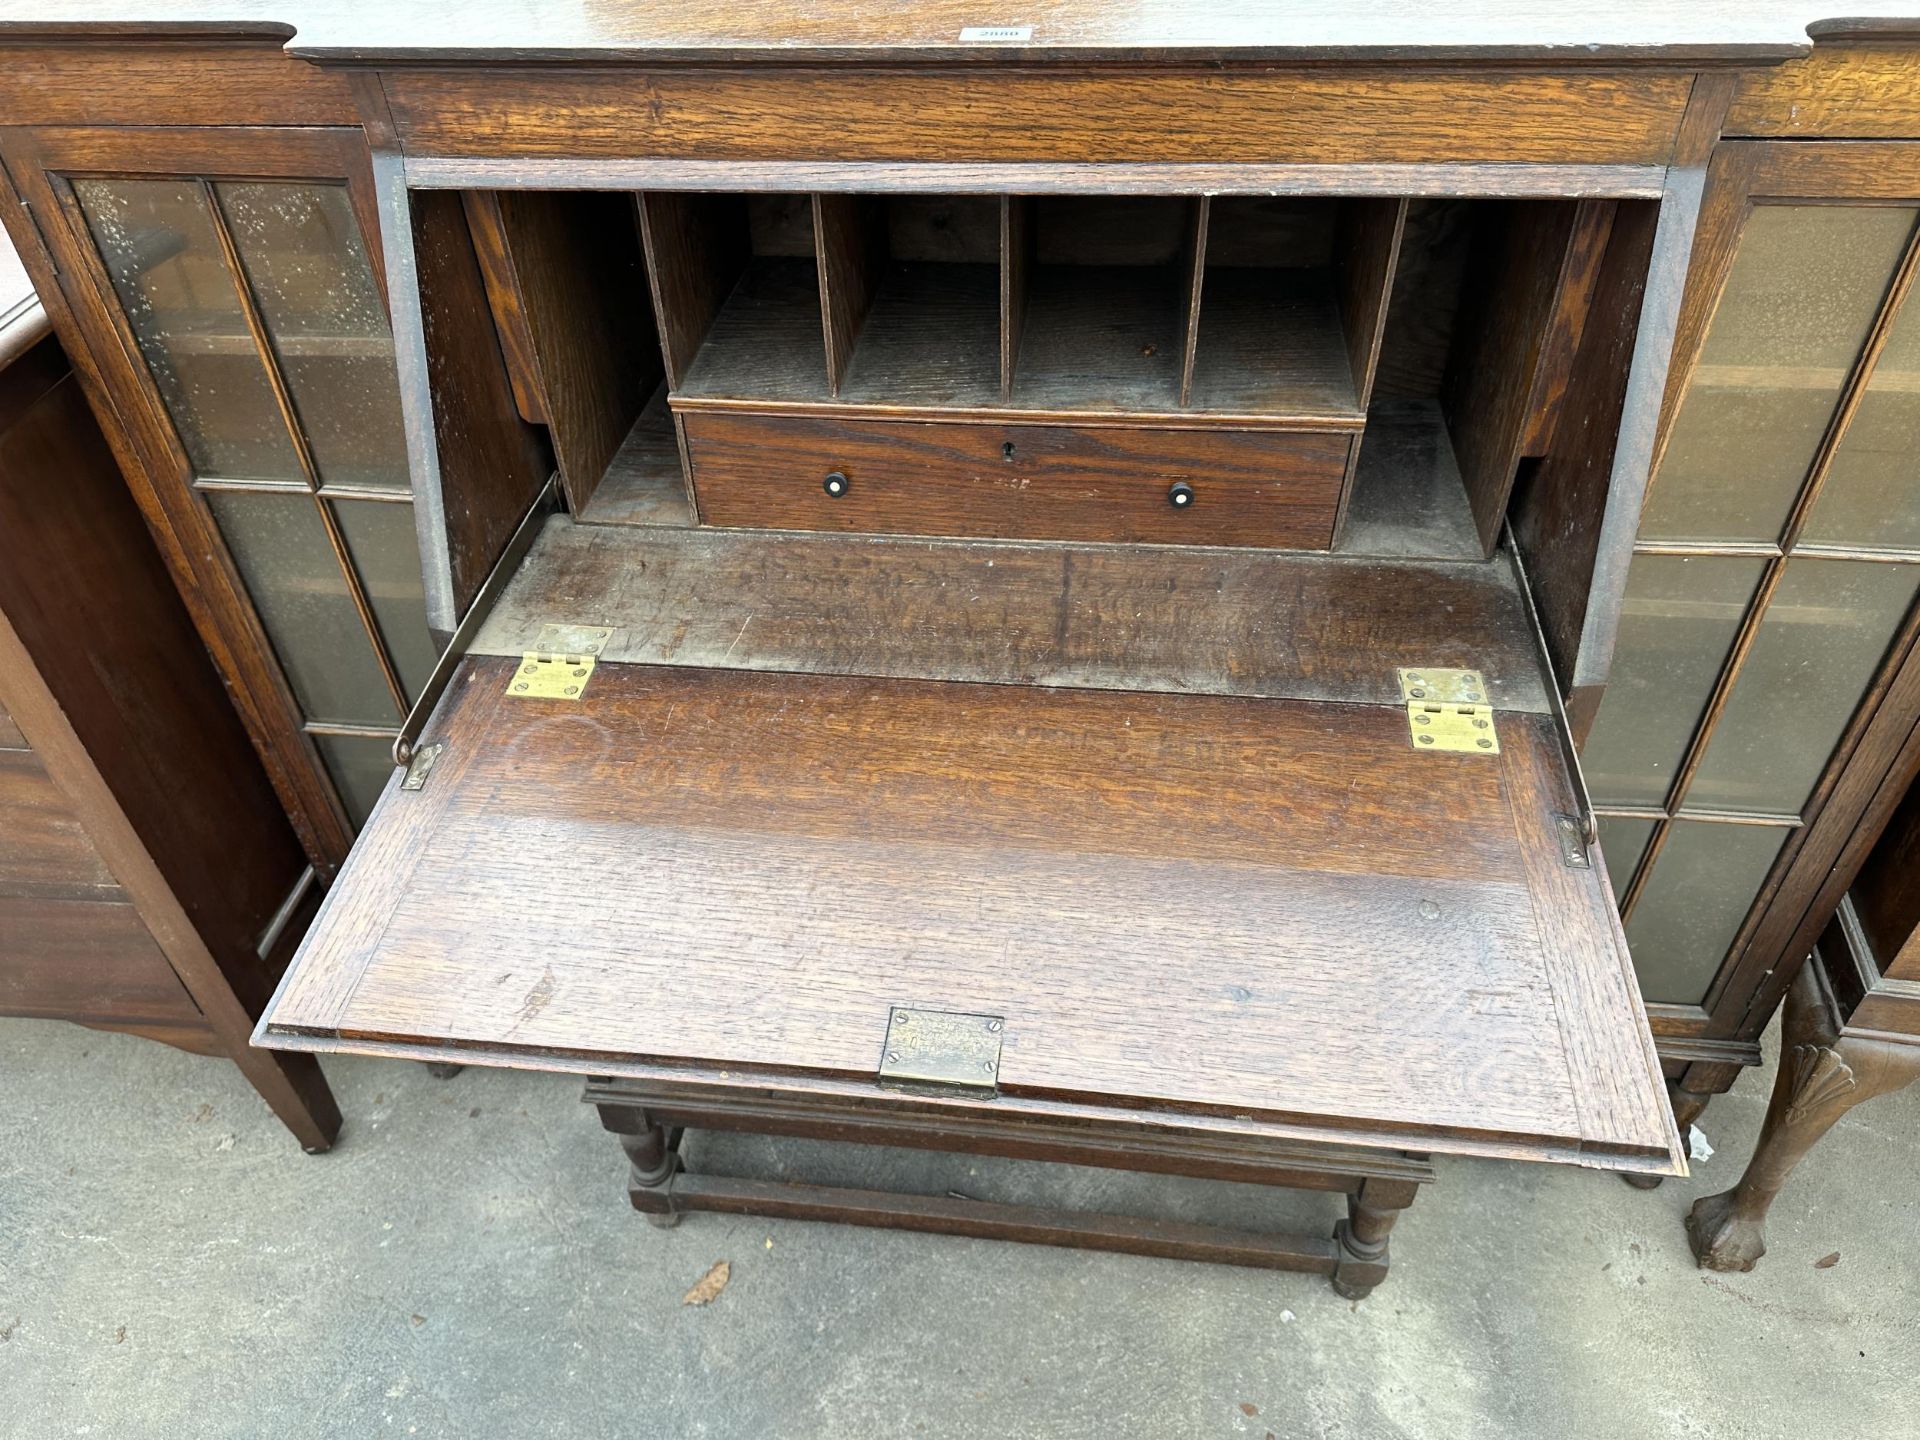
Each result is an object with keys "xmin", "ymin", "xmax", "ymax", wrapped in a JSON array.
[
  {"xmin": 1331, "ymin": 1177, "xmax": 1419, "ymax": 1299},
  {"xmin": 596, "ymin": 1102, "xmax": 684, "ymax": 1229},
  {"xmin": 1687, "ymin": 965, "xmax": 1920, "ymax": 1272},
  {"xmin": 1622, "ymin": 1081, "xmax": 1714, "ymax": 1189}
]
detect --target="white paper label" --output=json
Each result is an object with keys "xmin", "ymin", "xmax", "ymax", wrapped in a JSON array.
[{"xmin": 958, "ymin": 26, "xmax": 1033, "ymax": 42}]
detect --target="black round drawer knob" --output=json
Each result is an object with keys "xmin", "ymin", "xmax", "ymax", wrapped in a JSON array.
[
  {"xmin": 823, "ymin": 470, "xmax": 850, "ymax": 498},
  {"xmin": 1167, "ymin": 481, "xmax": 1196, "ymax": 509}
]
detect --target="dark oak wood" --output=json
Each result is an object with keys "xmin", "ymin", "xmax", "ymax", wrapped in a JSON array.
[
  {"xmin": 588, "ymin": 1077, "xmax": 1429, "ymax": 1293},
  {"xmin": 574, "ymin": 388, "xmax": 695, "ymax": 527},
  {"xmin": 1175, "ymin": 196, "xmax": 1210, "ymax": 406},
  {"xmin": 456, "ymin": 190, "xmax": 660, "ymax": 513},
  {"xmin": 636, "ymin": 190, "xmax": 750, "ymax": 390},
  {"xmin": 262, "ymin": 655, "xmax": 1680, "ymax": 1174},
  {"xmin": 812, "ymin": 193, "xmax": 886, "ymax": 397},
  {"xmin": 0, "ymin": 896, "xmax": 203, "ymax": 1029},
  {"xmin": 0, "ymin": 302, "xmax": 337, "ymax": 1147},
  {"xmin": 681, "ymin": 409, "xmax": 1349, "ymax": 548},
  {"xmin": 1511, "ymin": 199, "xmax": 1660, "ymax": 711},
  {"xmin": 1446, "ymin": 200, "xmax": 1617, "ymax": 556},
  {"xmin": 1728, "ymin": 42, "xmax": 1920, "ymax": 138},
  {"xmin": 471, "ymin": 516, "xmax": 1554, "ymax": 712},
  {"xmin": 375, "ymin": 69, "xmax": 1697, "ymax": 166},
  {"xmin": 461, "ymin": 192, "xmax": 549, "ymax": 425},
  {"xmin": 1333, "ymin": 196, "xmax": 1408, "ymax": 409},
  {"xmin": 0, "ymin": 38, "xmax": 357, "ymax": 127},
  {"xmin": 406, "ymin": 187, "xmax": 556, "ymax": 610},
  {"xmin": 0, "ymin": 747, "xmax": 121, "ymax": 900}
]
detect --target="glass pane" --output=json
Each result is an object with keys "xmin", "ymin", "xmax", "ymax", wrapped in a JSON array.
[
  {"xmin": 1597, "ymin": 815, "xmax": 1657, "ymax": 900},
  {"xmin": 1625, "ymin": 821, "xmax": 1791, "ymax": 1005},
  {"xmin": 1581, "ymin": 555, "xmax": 1765, "ymax": 807},
  {"xmin": 1689, "ymin": 559, "xmax": 1920, "ymax": 815},
  {"xmin": 1805, "ymin": 280, "xmax": 1920, "ymax": 552},
  {"xmin": 216, "ymin": 182, "xmax": 411, "ymax": 492},
  {"xmin": 73, "ymin": 178, "xmax": 302, "ymax": 482},
  {"xmin": 1640, "ymin": 205, "xmax": 1915, "ymax": 545},
  {"xmin": 332, "ymin": 500, "xmax": 437, "ymax": 705},
  {"xmin": 204, "ymin": 491, "xmax": 399, "ymax": 726},
  {"xmin": 312, "ymin": 732, "xmax": 397, "ymax": 830}
]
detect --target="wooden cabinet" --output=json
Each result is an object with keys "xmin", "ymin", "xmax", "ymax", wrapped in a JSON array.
[
  {"xmin": 234, "ymin": 25, "xmax": 1729, "ymax": 1296},
  {"xmin": 1585, "ymin": 54, "xmax": 1920, "ymax": 1136},
  {"xmin": 0, "ymin": 122, "xmax": 541, "ymax": 872},
  {"xmin": 20, "ymin": 8, "xmax": 1920, "ymax": 1289},
  {"xmin": 0, "ymin": 248, "xmax": 337, "ymax": 1149}
]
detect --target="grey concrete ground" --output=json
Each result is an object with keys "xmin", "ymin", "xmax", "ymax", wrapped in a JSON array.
[{"xmin": 1, "ymin": 1017, "xmax": 1915, "ymax": 1440}]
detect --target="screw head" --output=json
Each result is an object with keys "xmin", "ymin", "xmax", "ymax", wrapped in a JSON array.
[
  {"xmin": 986, "ymin": 1019, "xmax": 1002, "ymax": 1033},
  {"xmin": 1418, "ymin": 734, "xmax": 1435, "ymax": 745},
  {"xmin": 1476, "ymin": 738, "xmax": 1492, "ymax": 749}
]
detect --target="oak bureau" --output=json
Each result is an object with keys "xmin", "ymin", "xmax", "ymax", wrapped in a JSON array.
[{"xmin": 10, "ymin": 4, "xmax": 1920, "ymax": 1293}]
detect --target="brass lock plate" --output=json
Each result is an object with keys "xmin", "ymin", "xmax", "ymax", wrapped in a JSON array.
[
  {"xmin": 878, "ymin": 1007, "xmax": 1005, "ymax": 1096},
  {"xmin": 507, "ymin": 624, "xmax": 613, "ymax": 701},
  {"xmin": 1398, "ymin": 667, "xmax": 1499, "ymax": 755}
]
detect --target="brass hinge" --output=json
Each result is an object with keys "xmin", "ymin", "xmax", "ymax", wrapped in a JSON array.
[
  {"xmin": 877, "ymin": 1007, "xmax": 1004, "ymax": 1097},
  {"xmin": 1399, "ymin": 667, "xmax": 1499, "ymax": 755},
  {"xmin": 507, "ymin": 624, "xmax": 614, "ymax": 701},
  {"xmin": 400, "ymin": 741, "xmax": 444, "ymax": 792}
]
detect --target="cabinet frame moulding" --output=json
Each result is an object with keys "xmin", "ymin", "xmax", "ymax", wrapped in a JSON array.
[{"xmin": 0, "ymin": 124, "xmax": 394, "ymax": 876}]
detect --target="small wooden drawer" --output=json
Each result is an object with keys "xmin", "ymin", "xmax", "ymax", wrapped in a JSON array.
[{"xmin": 681, "ymin": 411, "xmax": 1350, "ymax": 549}]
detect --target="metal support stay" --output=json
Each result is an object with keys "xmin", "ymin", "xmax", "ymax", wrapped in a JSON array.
[
  {"xmin": 392, "ymin": 476, "xmax": 559, "ymax": 768},
  {"xmin": 1504, "ymin": 518, "xmax": 1599, "ymax": 851}
]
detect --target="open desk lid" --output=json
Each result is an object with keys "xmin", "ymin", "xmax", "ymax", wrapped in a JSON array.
[{"xmin": 259, "ymin": 637, "xmax": 1683, "ymax": 1177}]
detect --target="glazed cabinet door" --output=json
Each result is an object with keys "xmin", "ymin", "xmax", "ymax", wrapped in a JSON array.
[
  {"xmin": 1584, "ymin": 141, "xmax": 1920, "ymax": 1066},
  {"xmin": 2, "ymin": 127, "xmax": 440, "ymax": 873}
]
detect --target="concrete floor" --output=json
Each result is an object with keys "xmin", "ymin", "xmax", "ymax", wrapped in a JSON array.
[{"xmin": 1, "ymin": 1018, "xmax": 1915, "ymax": 1439}]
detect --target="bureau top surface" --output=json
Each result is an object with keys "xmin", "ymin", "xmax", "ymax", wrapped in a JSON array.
[{"xmin": 12, "ymin": 1, "xmax": 1920, "ymax": 65}]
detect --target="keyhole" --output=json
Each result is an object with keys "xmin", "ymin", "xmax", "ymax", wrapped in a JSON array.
[{"xmin": 1002, "ymin": 441, "xmax": 1016, "ymax": 462}]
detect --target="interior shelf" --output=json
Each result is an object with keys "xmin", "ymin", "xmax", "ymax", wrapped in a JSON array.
[
  {"xmin": 1186, "ymin": 268, "xmax": 1358, "ymax": 421},
  {"xmin": 1008, "ymin": 265, "xmax": 1184, "ymax": 416},
  {"xmin": 1337, "ymin": 400, "xmax": 1484, "ymax": 562},
  {"xmin": 576, "ymin": 386, "xmax": 694, "ymax": 528},
  {"xmin": 836, "ymin": 261, "xmax": 1002, "ymax": 408},
  {"xmin": 674, "ymin": 256, "xmax": 828, "ymax": 405},
  {"xmin": 489, "ymin": 187, "xmax": 1626, "ymax": 565}
]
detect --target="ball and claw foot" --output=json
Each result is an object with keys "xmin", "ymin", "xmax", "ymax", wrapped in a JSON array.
[{"xmin": 1685, "ymin": 1189, "xmax": 1767, "ymax": 1272}]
